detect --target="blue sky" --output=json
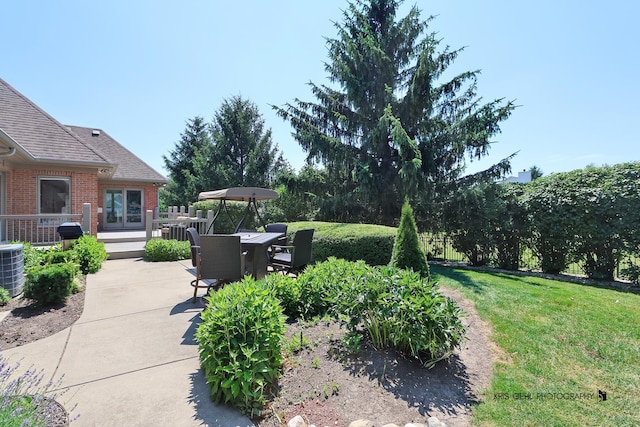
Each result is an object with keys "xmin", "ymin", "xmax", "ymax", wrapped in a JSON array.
[{"xmin": 3, "ymin": 0, "xmax": 638, "ymax": 179}]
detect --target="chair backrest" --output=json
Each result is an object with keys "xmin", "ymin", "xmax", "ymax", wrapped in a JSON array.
[
  {"xmin": 198, "ymin": 235, "xmax": 244, "ymax": 282},
  {"xmin": 265, "ymin": 223, "xmax": 288, "ymax": 234},
  {"xmin": 186, "ymin": 227, "xmax": 200, "ymax": 267},
  {"xmin": 291, "ymin": 228, "xmax": 314, "ymax": 268}
]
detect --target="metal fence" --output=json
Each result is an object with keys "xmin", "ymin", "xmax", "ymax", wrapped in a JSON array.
[{"xmin": 419, "ymin": 233, "xmax": 632, "ymax": 279}]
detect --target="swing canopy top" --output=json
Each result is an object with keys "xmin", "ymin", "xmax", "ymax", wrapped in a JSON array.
[{"xmin": 198, "ymin": 187, "xmax": 279, "ymax": 202}]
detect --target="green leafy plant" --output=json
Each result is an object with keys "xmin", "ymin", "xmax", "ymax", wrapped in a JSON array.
[
  {"xmin": 284, "ymin": 331, "xmax": 310, "ymax": 356},
  {"xmin": 24, "ymin": 262, "xmax": 79, "ymax": 306},
  {"xmin": 311, "ymin": 357, "xmax": 321, "ymax": 369},
  {"xmin": 330, "ymin": 262, "xmax": 466, "ymax": 367},
  {"xmin": 17, "ymin": 242, "xmax": 47, "ymax": 269},
  {"xmin": 390, "ymin": 199, "xmax": 429, "ymax": 277},
  {"xmin": 70, "ymin": 234, "xmax": 108, "ymax": 274},
  {"xmin": 0, "ymin": 287, "xmax": 10, "ymax": 305},
  {"xmin": 0, "ymin": 355, "xmax": 74, "ymax": 427},
  {"xmin": 44, "ymin": 246, "xmax": 76, "ymax": 265},
  {"xmin": 195, "ymin": 277, "xmax": 286, "ymax": 417},
  {"xmin": 144, "ymin": 238, "xmax": 190, "ymax": 262},
  {"xmin": 296, "ymin": 257, "xmax": 372, "ymax": 319},
  {"xmin": 321, "ymin": 382, "xmax": 339, "ymax": 399},
  {"xmin": 262, "ymin": 273, "xmax": 302, "ymax": 319}
]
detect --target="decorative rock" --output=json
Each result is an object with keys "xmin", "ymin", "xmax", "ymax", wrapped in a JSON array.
[
  {"xmin": 287, "ymin": 414, "xmax": 447, "ymax": 427},
  {"xmin": 288, "ymin": 415, "xmax": 308, "ymax": 427}
]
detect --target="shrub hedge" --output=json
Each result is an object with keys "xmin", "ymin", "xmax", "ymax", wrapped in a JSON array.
[
  {"xmin": 24, "ymin": 262, "xmax": 79, "ymax": 306},
  {"xmin": 144, "ymin": 238, "xmax": 191, "ymax": 262},
  {"xmin": 286, "ymin": 221, "xmax": 396, "ymax": 266}
]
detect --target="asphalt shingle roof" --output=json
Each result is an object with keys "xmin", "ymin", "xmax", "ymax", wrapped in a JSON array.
[
  {"xmin": 0, "ymin": 78, "xmax": 109, "ymax": 165},
  {"xmin": 0, "ymin": 78, "xmax": 166, "ymax": 183},
  {"xmin": 67, "ymin": 125, "xmax": 166, "ymax": 183}
]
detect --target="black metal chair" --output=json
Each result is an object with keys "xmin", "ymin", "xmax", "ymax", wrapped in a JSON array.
[
  {"xmin": 188, "ymin": 233, "xmax": 246, "ymax": 303},
  {"xmin": 269, "ymin": 228, "xmax": 314, "ymax": 276}
]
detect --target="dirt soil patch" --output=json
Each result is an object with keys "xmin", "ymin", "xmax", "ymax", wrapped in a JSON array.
[
  {"xmin": 0, "ymin": 278, "xmax": 86, "ymax": 350},
  {"xmin": 256, "ymin": 287, "xmax": 495, "ymax": 427}
]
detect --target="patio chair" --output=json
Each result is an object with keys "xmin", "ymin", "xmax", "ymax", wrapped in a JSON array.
[
  {"xmin": 186, "ymin": 227, "xmax": 201, "ymax": 268},
  {"xmin": 189, "ymin": 234, "xmax": 246, "ymax": 303},
  {"xmin": 265, "ymin": 223, "xmax": 288, "ymax": 254},
  {"xmin": 269, "ymin": 228, "xmax": 314, "ymax": 276}
]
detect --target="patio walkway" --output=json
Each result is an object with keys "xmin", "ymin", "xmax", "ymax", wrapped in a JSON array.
[{"xmin": 1, "ymin": 258, "xmax": 254, "ymax": 427}]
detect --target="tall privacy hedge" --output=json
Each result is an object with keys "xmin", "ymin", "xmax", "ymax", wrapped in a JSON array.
[
  {"xmin": 525, "ymin": 163, "xmax": 640, "ymax": 280},
  {"xmin": 444, "ymin": 162, "xmax": 640, "ymax": 280}
]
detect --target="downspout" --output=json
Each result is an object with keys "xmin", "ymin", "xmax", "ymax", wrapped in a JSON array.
[
  {"xmin": 0, "ymin": 128, "xmax": 18, "ymax": 157},
  {"xmin": 0, "ymin": 147, "xmax": 16, "ymax": 157}
]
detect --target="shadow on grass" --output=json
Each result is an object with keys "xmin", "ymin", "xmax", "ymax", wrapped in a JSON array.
[
  {"xmin": 431, "ymin": 262, "xmax": 640, "ymax": 296},
  {"xmin": 431, "ymin": 264, "xmax": 488, "ymax": 294}
]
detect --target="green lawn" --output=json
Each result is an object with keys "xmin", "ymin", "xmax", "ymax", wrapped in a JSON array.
[{"xmin": 431, "ymin": 265, "xmax": 640, "ymax": 426}]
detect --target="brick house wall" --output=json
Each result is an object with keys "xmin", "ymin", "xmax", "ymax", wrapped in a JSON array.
[{"xmin": 5, "ymin": 167, "xmax": 99, "ymax": 237}]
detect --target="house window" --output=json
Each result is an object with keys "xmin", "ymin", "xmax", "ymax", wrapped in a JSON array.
[{"xmin": 39, "ymin": 177, "xmax": 71, "ymax": 214}]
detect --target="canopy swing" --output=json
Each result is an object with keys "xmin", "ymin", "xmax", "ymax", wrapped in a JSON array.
[{"xmin": 198, "ymin": 187, "xmax": 279, "ymax": 234}]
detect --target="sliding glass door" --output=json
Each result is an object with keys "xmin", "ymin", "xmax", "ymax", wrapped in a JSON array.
[{"xmin": 104, "ymin": 189, "xmax": 143, "ymax": 229}]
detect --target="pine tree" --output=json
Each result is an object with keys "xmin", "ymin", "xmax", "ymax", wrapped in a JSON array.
[
  {"xmin": 162, "ymin": 116, "xmax": 210, "ymax": 206},
  {"xmin": 275, "ymin": 0, "xmax": 516, "ymax": 226},
  {"xmin": 390, "ymin": 199, "xmax": 429, "ymax": 277}
]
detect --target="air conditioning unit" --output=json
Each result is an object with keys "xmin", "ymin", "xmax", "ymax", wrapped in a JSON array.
[{"xmin": 0, "ymin": 243, "xmax": 24, "ymax": 297}]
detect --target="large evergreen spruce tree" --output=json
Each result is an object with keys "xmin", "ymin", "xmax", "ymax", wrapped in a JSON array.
[{"xmin": 275, "ymin": 0, "xmax": 516, "ymax": 227}]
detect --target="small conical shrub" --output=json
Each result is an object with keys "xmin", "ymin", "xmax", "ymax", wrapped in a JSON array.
[{"xmin": 390, "ymin": 199, "xmax": 429, "ymax": 278}]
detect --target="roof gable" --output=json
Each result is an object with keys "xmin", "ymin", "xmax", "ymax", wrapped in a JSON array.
[
  {"xmin": 68, "ymin": 126, "xmax": 167, "ymax": 183},
  {"xmin": 0, "ymin": 78, "xmax": 110, "ymax": 166}
]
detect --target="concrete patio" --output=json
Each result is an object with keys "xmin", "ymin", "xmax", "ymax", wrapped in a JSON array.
[{"xmin": 1, "ymin": 257, "xmax": 254, "ymax": 427}]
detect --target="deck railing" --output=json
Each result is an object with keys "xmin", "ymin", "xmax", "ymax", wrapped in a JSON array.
[
  {"xmin": 145, "ymin": 207, "xmax": 214, "ymax": 241},
  {"xmin": 0, "ymin": 203, "xmax": 91, "ymax": 245}
]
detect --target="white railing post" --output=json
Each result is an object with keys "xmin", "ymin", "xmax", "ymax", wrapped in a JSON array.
[
  {"xmin": 146, "ymin": 210, "xmax": 153, "ymax": 242},
  {"xmin": 206, "ymin": 209, "xmax": 214, "ymax": 234},
  {"xmin": 82, "ymin": 203, "xmax": 92, "ymax": 235}
]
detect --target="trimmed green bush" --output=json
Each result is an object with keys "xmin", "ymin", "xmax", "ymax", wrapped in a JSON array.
[
  {"xmin": 390, "ymin": 200, "xmax": 429, "ymax": 277},
  {"xmin": 0, "ymin": 287, "xmax": 9, "ymax": 305},
  {"xmin": 44, "ymin": 247, "xmax": 76, "ymax": 265},
  {"xmin": 287, "ymin": 221, "xmax": 396, "ymax": 266},
  {"xmin": 24, "ymin": 262, "xmax": 79, "ymax": 306},
  {"xmin": 70, "ymin": 234, "xmax": 108, "ymax": 274},
  {"xmin": 144, "ymin": 238, "xmax": 190, "ymax": 261},
  {"xmin": 196, "ymin": 278, "xmax": 285, "ymax": 417}
]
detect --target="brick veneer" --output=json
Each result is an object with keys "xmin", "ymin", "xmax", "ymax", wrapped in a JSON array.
[{"xmin": 7, "ymin": 168, "xmax": 99, "ymax": 236}]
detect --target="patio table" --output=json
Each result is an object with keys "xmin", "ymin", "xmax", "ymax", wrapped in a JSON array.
[{"xmin": 232, "ymin": 231, "xmax": 284, "ymax": 279}]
